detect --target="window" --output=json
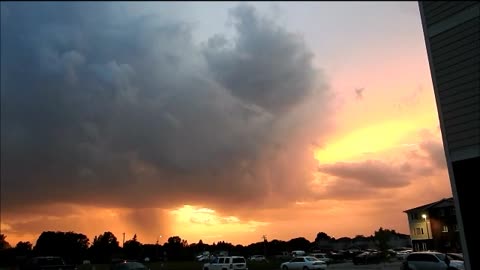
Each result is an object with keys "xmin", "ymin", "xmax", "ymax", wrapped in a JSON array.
[
  {"xmin": 450, "ymin": 208, "xmax": 456, "ymax": 215},
  {"xmin": 421, "ymin": 228, "xmax": 424, "ymax": 234},
  {"xmin": 435, "ymin": 254, "xmax": 447, "ymax": 261},
  {"xmin": 439, "ymin": 209, "xmax": 445, "ymax": 216},
  {"xmin": 410, "ymin": 253, "xmax": 438, "ymax": 261},
  {"xmin": 232, "ymin": 258, "xmax": 245, "ymax": 264},
  {"xmin": 442, "ymin": 225, "xmax": 449, "ymax": 232},
  {"xmin": 218, "ymin": 258, "xmax": 224, "ymax": 264},
  {"xmin": 292, "ymin": 258, "xmax": 304, "ymax": 263},
  {"xmin": 415, "ymin": 228, "xmax": 422, "ymax": 235}
]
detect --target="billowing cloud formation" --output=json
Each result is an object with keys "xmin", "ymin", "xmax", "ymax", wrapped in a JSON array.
[
  {"xmin": 204, "ymin": 5, "xmax": 316, "ymax": 113},
  {"xmin": 311, "ymin": 129, "xmax": 450, "ymax": 201},
  {"xmin": 419, "ymin": 140, "xmax": 447, "ymax": 169},
  {"xmin": 318, "ymin": 160, "xmax": 411, "ymax": 188},
  {"xmin": 1, "ymin": 3, "xmax": 328, "ymax": 214}
]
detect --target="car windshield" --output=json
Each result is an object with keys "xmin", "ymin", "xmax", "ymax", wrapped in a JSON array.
[{"xmin": 305, "ymin": 257, "xmax": 320, "ymax": 261}]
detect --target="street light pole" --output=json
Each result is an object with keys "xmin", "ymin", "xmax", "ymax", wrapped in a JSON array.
[{"xmin": 422, "ymin": 214, "xmax": 430, "ymax": 250}]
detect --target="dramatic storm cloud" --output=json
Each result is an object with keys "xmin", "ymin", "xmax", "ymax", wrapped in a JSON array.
[
  {"xmin": 318, "ymin": 160, "xmax": 411, "ymax": 188},
  {"xmin": 1, "ymin": 3, "xmax": 328, "ymax": 213}
]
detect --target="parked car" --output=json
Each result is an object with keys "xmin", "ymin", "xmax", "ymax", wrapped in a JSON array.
[
  {"xmin": 401, "ymin": 252, "xmax": 464, "ymax": 270},
  {"xmin": 111, "ymin": 261, "xmax": 150, "ymax": 270},
  {"xmin": 396, "ymin": 250, "xmax": 413, "ymax": 260},
  {"xmin": 446, "ymin": 253, "xmax": 463, "ymax": 261},
  {"xmin": 291, "ymin": 250, "xmax": 306, "ymax": 257},
  {"xmin": 352, "ymin": 251, "xmax": 383, "ymax": 265},
  {"xmin": 280, "ymin": 256, "xmax": 327, "ymax": 270},
  {"xmin": 21, "ymin": 256, "xmax": 77, "ymax": 270},
  {"xmin": 309, "ymin": 253, "xmax": 332, "ymax": 264},
  {"xmin": 248, "ymin": 255, "xmax": 267, "ymax": 262},
  {"xmin": 203, "ymin": 256, "xmax": 248, "ymax": 270}
]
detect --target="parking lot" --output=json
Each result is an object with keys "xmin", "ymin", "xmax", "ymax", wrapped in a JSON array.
[{"xmin": 327, "ymin": 261, "xmax": 401, "ymax": 270}]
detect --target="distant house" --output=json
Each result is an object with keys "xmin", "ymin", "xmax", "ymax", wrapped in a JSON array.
[
  {"xmin": 387, "ymin": 233, "xmax": 411, "ymax": 249},
  {"xmin": 332, "ymin": 237, "xmax": 352, "ymax": 250},
  {"xmin": 351, "ymin": 236, "xmax": 375, "ymax": 250},
  {"xmin": 404, "ymin": 197, "xmax": 461, "ymax": 252}
]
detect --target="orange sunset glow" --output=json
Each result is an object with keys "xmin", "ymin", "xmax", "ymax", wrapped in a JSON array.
[{"xmin": 1, "ymin": 1, "xmax": 452, "ymax": 249}]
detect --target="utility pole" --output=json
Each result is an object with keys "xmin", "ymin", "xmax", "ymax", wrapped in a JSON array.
[
  {"xmin": 156, "ymin": 237, "xmax": 159, "ymax": 261},
  {"xmin": 123, "ymin": 233, "xmax": 125, "ymax": 247},
  {"xmin": 262, "ymin": 235, "xmax": 267, "ymax": 257}
]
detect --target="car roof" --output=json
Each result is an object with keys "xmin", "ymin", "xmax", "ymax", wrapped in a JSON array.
[
  {"xmin": 408, "ymin": 251, "xmax": 444, "ymax": 257},
  {"xmin": 410, "ymin": 251, "xmax": 442, "ymax": 254}
]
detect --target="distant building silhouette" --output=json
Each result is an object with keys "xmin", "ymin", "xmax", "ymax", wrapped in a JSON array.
[
  {"xmin": 404, "ymin": 197, "xmax": 460, "ymax": 252},
  {"xmin": 419, "ymin": 2, "xmax": 479, "ymax": 270}
]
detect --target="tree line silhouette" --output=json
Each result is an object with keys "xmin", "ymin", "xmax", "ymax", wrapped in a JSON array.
[{"xmin": 0, "ymin": 228, "xmax": 409, "ymax": 266}]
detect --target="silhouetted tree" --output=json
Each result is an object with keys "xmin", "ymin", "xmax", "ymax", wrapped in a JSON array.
[
  {"xmin": 215, "ymin": 241, "xmax": 232, "ymax": 251},
  {"xmin": 314, "ymin": 232, "xmax": 333, "ymax": 250},
  {"xmin": 0, "ymin": 234, "xmax": 11, "ymax": 250},
  {"xmin": 34, "ymin": 231, "xmax": 89, "ymax": 263},
  {"xmin": 287, "ymin": 237, "xmax": 311, "ymax": 251},
  {"xmin": 267, "ymin": 239, "xmax": 288, "ymax": 255},
  {"xmin": 197, "ymin": 240, "xmax": 205, "ymax": 251},
  {"xmin": 374, "ymin": 227, "xmax": 395, "ymax": 252},
  {"xmin": 15, "ymin": 241, "xmax": 33, "ymax": 255},
  {"xmin": 165, "ymin": 236, "xmax": 185, "ymax": 261},
  {"xmin": 123, "ymin": 234, "xmax": 142, "ymax": 260},
  {"xmin": 314, "ymin": 232, "xmax": 332, "ymax": 242},
  {"xmin": 167, "ymin": 236, "xmax": 182, "ymax": 245},
  {"xmin": 90, "ymin": 232, "xmax": 120, "ymax": 263}
]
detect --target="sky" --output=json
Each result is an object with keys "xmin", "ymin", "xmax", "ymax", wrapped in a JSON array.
[{"xmin": 0, "ymin": 1, "xmax": 453, "ymax": 247}]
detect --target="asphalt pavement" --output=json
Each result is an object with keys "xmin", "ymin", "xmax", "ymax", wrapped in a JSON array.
[
  {"xmin": 269, "ymin": 261, "xmax": 402, "ymax": 270},
  {"xmin": 327, "ymin": 261, "xmax": 401, "ymax": 270}
]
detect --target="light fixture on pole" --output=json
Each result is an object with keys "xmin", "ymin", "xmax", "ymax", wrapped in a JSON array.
[{"xmin": 422, "ymin": 214, "xmax": 430, "ymax": 240}]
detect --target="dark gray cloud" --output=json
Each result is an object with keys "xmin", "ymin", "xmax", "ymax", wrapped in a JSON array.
[
  {"xmin": 204, "ymin": 5, "xmax": 316, "ymax": 114},
  {"xmin": 1, "ymin": 3, "xmax": 328, "ymax": 214},
  {"xmin": 320, "ymin": 178, "xmax": 380, "ymax": 200},
  {"xmin": 318, "ymin": 160, "xmax": 411, "ymax": 188},
  {"xmin": 419, "ymin": 140, "xmax": 447, "ymax": 169}
]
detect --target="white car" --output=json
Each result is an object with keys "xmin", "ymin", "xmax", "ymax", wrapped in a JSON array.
[
  {"xmin": 203, "ymin": 256, "xmax": 248, "ymax": 270},
  {"xmin": 280, "ymin": 256, "xmax": 327, "ymax": 270},
  {"xmin": 248, "ymin": 255, "xmax": 267, "ymax": 262},
  {"xmin": 309, "ymin": 253, "xmax": 332, "ymax": 264},
  {"xmin": 396, "ymin": 250, "xmax": 413, "ymax": 260},
  {"xmin": 291, "ymin": 250, "xmax": 306, "ymax": 257},
  {"xmin": 401, "ymin": 252, "xmax": 464, "ymax": 270}
]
